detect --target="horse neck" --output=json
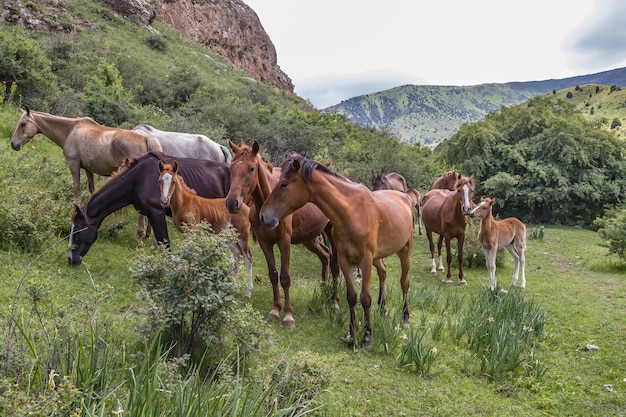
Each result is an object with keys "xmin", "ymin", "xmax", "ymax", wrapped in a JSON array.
[
  {"xmin": 83, "ymin": 181, "xmax": 134, "ymax": 226},
  {"xmin": 168, "ymin": 176, "xmax": 194, "ymax": 214},
  {"xmin": 306, "ymin": 170, "xmax": 355, "ymax": 226},
  {"xmin": 251, "ymin": 157, "xmax": 277, "ymax": 207},
  {"xmin": 479, "ymin": 208, "xmax": 496, "ymax": 232},
  {"xmin": 31, "ymin": 112, "xmax": 82, "ymax": 148}
]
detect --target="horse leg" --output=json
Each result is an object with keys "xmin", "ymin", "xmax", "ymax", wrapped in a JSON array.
[
  {"xmin": 339, "ymin": 256, "xmax": 359, "ymax": 344},
  {"xmin": 68, "ymin": 161, "xmax": 82, "ymax": 201},
  {"xmin": 444, "ymin": 236, "xmax": 454, "ymax": 285},
  {"xmin": 519, "ymin": 246, "xmax": 526, "ymax": 288},
  {"xmin": 437, "ymin": 235, "xmax": 445, "ymax": 271},
  {"xmin": 398, "ymin": 244, "xmax": 412, "ymax": 326},
  {"xmin": 147, "ymin": 213, "xmax": 169, "ymax": 248},
  {"xmin": 358, "ymin": 253, "xmax": 374, "ymax": 349},
  {"xmin": 136, "ymin": 215, "xmax": 146, "ymax": 244},
  {"xmin": 485, "ymin": 247, "xmax": 497, "ymax": 291},
  {"xmin": 325, "ymin": 224, "xmax": 341, "ymax": 311},
  {"xmin": 258, "ymin": 240, "xmax": 282, "ymax": 322},
  {"xmin": 456, "ymin": 234, "xmax": 467, "ymax": 285},
  {"xmin": 416, "ymin": 205, "xmax": 423, "ymax": 236},
  {"xmin": 302, "ymin": 238, "xmax": 330, "ymax": 285},
  {"xmin": 86, "ymin": 170, "xmax": 95, "ymax": 194},
  {"xmin": 426, "ymin": 230, "xmax": 438, "ymax": 275},
  {"xmin": 240, "ymin": 237, "xmax": 253, "ymax": 298},
  {"xmin": 277, "ymin": 239, "xmax": 295, "ymax": 329},
  {"xmin": 372, "ymin": 258, "xmax": 387, "ymax": 316}
]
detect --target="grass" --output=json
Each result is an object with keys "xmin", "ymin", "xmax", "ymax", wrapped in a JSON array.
[{"xmin": 5, "ymin": 215, "xmax": 624, "ymax": 415}]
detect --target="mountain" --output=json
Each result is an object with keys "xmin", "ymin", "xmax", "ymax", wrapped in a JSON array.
[{"xmin": 324, "ymin": 67, "xmax": 626, "ymax": 146}]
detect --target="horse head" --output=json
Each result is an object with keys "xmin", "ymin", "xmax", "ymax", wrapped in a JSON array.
[
  {"xmin": 10, "ymin": 105, "xmax": 38, "ymax": 151},
  {"xmin": 158, "ymin": 160, "xmax": 179, "ymax": 207},
  {"xmin": 371, "ymin": 169, "xmax": 388, "ymax": 190},
  {"xmin": 67, "ymin": 204, "xmax": 99, "ymax": 266},
  {"xmin": 226, "ymin": 140, "xmax": 262, "ymax": 214},
  {"xmin": 454, "ymin": 174, "xmax": 475, "ymax": 214},
  {"xmin": 469, "ymin": 197, "xmax": 495, "ymax": 220}
]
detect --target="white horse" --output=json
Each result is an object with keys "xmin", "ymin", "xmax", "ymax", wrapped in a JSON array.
[
  {"xmin": 132, "ymin": 124, "xmax": 231, "ymax": 163},
  {"xmin": 469, "ymin": 197, "xmax": 526, "ymax": 291},
  {"xmin": 131, "ymin": 124, "xmax": 232, "ymax": 242}
]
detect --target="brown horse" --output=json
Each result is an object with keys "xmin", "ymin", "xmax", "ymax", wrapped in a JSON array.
[
  {"xmin": 10, "ymin": 106, "xmax": 162, "ymax": 201},
  {"xmin": 259, "ymin": 155, "xmax": 414, "ymax": 349},
  {"xmin": 469, "ymin": 197, "xmax": 526, "ymax": 291},
  {"xmin": 158, "ymin": 161, "xmax": 253, "ymax": 298},
  {"xmin": 371, "ymin": 169, "xmax": 408, "ymax": 192},
  {"xmin": 431, "ymin": 170, "xmax": 462, "ymax": 191},
  {"xmin": 421, "ymin": 174, "xmax": 475, "ymax": 285},
  {"xmin": 225, "ymin": 141, "xmax": 334, "ymax": 328}
]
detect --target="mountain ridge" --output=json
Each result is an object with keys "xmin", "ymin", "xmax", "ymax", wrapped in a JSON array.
[{"xmin": 324, "ymin": 66, "xmax": 626, "ymax": 145}]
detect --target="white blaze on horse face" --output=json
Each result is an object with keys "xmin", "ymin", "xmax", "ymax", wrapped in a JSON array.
[
  {"xmin": 461, "ymin": 184, "xmax": 472, "ymax": 213},
  {"xmin": 68, "ymin": 222, "xmax": 75, "ymax": 247},
  {"xmin": 160, "ymin": 172, "xmax": 173, "ymax": 206},
  {"xmin": 469, "ymin": 201, "xmax": 486, "ymax": 218}
]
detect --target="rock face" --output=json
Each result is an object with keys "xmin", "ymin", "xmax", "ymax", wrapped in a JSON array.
[
  {"xmin": 3, "ymin": 0, "xmax": 293, "ymax": 93},
  {"xmin": 104, "ymin": 0, "xmax": 293, "ymax": 92}
]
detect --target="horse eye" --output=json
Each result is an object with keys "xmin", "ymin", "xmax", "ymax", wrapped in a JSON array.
[
  {"xmin": 280, "ymin": 182, "xmax": 288, "ymax": 189},
  {"xmin": 248, "ymin": 166, "xmax": 254, "ymax": 173}
]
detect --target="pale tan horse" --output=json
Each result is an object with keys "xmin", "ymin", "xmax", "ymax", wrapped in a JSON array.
[
  {"xmin": 225, "ymin": 141, "xmax": 334, "ymax": 329},
  {"xmin": 469, "ymin": 197, "xmax": 526, "ymax": 291},
  {"xmin": 10, "ymin": 106, "xmax": 162, "ymax": 201},
  {"xmin": 158, "ymin": 161, "xmax": 253, "ymax": 298},
  {"xmin": 259, "ymin": 155, "xmax": 414, "ymax": 349},
  {"xmin": 421, "ymin": 174, "xmax": 475, "ymax": 285}
]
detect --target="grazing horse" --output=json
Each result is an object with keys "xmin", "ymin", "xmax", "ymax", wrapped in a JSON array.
[
  {"xmin": 132, "ymin": 124, "xmax": 232, "ymax": 242},
  {"xmin": 371, "ymin": 170, "xmax": 408, "ymax": 192},
  {"xmin": 421, "ymin": 174, "xmax": 475, "ymax": 285},
  {"xmin": 158, "ymin": 161, "xmax": 253, "ymax": 297},
  {"xmin": 133, "ymin": 124, "xmax": 231, "ymax": 162},
  {"xmin": 225, "ymin": 141, "xmax": 334, "ymax": 328},
  {"xmin": 469, "ymin": 197, "xmax": 526, "ymax": 291},
  {"xmin": 259, "ymin": 155, "xmax": 414, "ymax": 349},
  {"xmin": 67, "ymin": 152, "xmax": 230, "ymax": 266},
  {"xmin": 10, "ymin": 106, "xmax": 162, "ymax": 201}
]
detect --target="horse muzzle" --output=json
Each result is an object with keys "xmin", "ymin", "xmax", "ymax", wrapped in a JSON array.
[
  {"xmin": 67, "ymin": 250, "xmax": 82, "ymax": 266},
  {"xmin": 259, "ymin": 213, "xmax": 279, "ymax": 230},
  {"xmin": 160, "ymin": 197, "xmax": 170, "ymax": 207},
  {"xmin": 225, "ymin": 197, "xmax": 242, "ymax": 214},
  {"xmin": 11, "ymin": 142, "xmax": 22, "ymax": 151}
]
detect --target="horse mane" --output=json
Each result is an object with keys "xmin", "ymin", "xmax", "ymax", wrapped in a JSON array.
[
  {"xmin": 453, "ymin": 174, "xmax": 475, "ymax": 191},
  {"xmin": 283, "ymin": 155, "xmax": 348, "ymax": 184}
]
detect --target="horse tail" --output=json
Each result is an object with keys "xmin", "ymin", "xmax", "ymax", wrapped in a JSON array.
[{"xmin": 146, "ymin": 136, "xmax": 163, "ymax": 152}]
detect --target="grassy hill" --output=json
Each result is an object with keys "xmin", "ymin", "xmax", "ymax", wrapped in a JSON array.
[{"xmin": 326, "ymin": 68, "xmax": 626, "ymax": 146}]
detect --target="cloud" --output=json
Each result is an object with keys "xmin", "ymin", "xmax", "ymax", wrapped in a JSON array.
[
  {"xmin": 294, "ymin": 70, "xmax": 428, "ymax": 109},
  {"xmin": 567, "ymin": 0, "xmax": 626, "ymax": 69}
]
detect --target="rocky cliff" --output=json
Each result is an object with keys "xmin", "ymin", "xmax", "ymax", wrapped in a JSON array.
[{"xmin": 2, "ymin": 0, "xmax": 293, "ymax": 93}]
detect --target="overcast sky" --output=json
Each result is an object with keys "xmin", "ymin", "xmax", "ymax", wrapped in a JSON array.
[{"xmin": 244, "ymin": 0, "xmax": 626, "ymax": 108}]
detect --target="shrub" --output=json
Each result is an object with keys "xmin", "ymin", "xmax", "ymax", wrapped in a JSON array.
[
  {"xmin": 594, "ymin": 205, "xmax": 626, "ymax": 261},
  {"xmin": 610, "ymin": 118, "xmax": 621, "ymax": 129},
  {"xmin": 132, "ymin": 223, "xmax": 269, "ymax": 369}
]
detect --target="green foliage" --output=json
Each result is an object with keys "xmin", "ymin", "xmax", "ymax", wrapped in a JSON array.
[
  {"xmin": 438, "ymin": 96, "xmax": 626, "ymax": 225},
  {"xmin": 529, "ymin": 225, "xmax": 545, "ymax": 240},
  {"xmin": 0, "ymin": 25, "xmax": 58, "ymax": 107},
  {"xmin": 397, "ymin": 326, "xmax": 441, "ymax": 376},
  {"xmin": 80, "ymin": 60, "xmax": 139, "ymax": 125},
  {"xmin": 594, "ymin": 204, "xmax": 626, "ymax": 261},
  {"xmin": 132, "ymin": 223, "xmax": 269, "ymax": 368}
]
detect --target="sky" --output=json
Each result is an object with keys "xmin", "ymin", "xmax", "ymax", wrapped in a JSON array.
[{"xmin": 244, "ymin": 0, "xmax": 626, "ymax": 109}]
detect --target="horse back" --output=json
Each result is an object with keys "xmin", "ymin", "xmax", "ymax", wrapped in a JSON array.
[{"xmin": 370, "ymin": 190, "xmax": 413, "ymax": 257}]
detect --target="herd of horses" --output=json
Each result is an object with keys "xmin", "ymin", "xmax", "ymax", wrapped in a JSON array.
[{"xmin": 10, "ymin": 107, "xmax": 527, "ymax": 348}]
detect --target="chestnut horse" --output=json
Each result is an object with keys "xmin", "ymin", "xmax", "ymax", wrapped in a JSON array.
[
  {"xmin": 421, "ymin": 174, "xmax": 475, "ymax": 285},
  {"xmin": 371, "ymin": 170, "xmax": 408, "ymax": 192},
  {"xmin": 469, "ymin": 197, "xmax": 526, "ymax": 291},
  {"xmin": 158, "ymin": 161, "xmax": 253, "ymax": 297},
  {"xmin": 225, "ymin": 141, "xmax": 334, "ymax": 329},
  {"xmin": 259, "ymin": 155, "xmax": 414, "ymax": 349},
  {"xmin": 10, "ymin": 106, "xmax": 162, "ymax": 201}
]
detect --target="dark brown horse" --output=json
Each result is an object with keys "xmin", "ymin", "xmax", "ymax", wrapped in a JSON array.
[
  {"xmin": 371, "ymin": 170, "xmax": 408, "ymax": 192},
  {"xmin": 225, "ymin": 141, "xmax": 334, "ymax": 329},
  {"xmin": 421, "ymin": 174, "xmax": 475, "ymax": 285},
  {"xmin": 67, "ymin": 152, "xmax": 230, "ymax": 266},
  {"xmin": 158, "ymin": 161, "xmax": 253, "ymax": 297},
  {"xmin": 259, "ymin": 155, "xmax": 414, "ymax": 349}
]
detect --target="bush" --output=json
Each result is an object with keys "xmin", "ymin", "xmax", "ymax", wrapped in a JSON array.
[
  {"xmin": 594, "ymin": 205, "xmax": 626, "ymax": 261},
  {"xmin": 132, "ymin": 223, "xmax": 269, "ymax": 369}
]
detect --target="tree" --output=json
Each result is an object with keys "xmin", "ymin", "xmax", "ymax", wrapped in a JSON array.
[{"xmin": 437, "ymin": 96, "xmax": 626, "ymax": 225}]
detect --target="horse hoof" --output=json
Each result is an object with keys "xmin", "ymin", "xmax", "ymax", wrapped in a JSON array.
[
  {"xmin": 266, "ymin": 313, "xmax": 280, "ymax": 322},
  {"xmin": 361, "ymin": 337, "xmax": 372, "ymax": 350},
  {"xmin": 444, "ymin": 279, "xmax": 454, "ymax": 285},
  {"xmin": 430, "ymin": 271, "xmax": 437, "ymax": 275},
  {"xmin": 244, "ymin": 292, "xmax": 252, "ymax": 299},
  {"xmin": 459, "ymin": 280, "xmax": 468, "ymax": 286},
  {"xmin": 283, "ymin": 320, "xmax": 296, "ymax": 329}
]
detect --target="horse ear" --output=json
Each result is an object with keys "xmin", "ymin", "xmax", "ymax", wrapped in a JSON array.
[
  {"xmin": 252, "ymin": 140, "xmax": 260, "ymax": 155},
  {"xmin": 158, "ymin": 160, "xmax": 164, "ymax": 172},
  {"xmin": 292, "ymin": 159, "xmax": 301, "ymax": 171},
  {"xmin": 73, "ymin": 204, "xmax": 84, "ymax": 218},
  {"xmin": 172, "ymin": 161, "xmax": 179, "ymax": 173},
  {"xmin": 22, "ymin": 104, "xmax": 30, "ymax": 115},
  {"xmin": 228, "ymin": 140, "xmax": 239, "ymax": 153}
]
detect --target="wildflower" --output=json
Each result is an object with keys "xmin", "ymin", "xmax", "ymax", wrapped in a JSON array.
[
  {"xmin": 430, "ymin": 346, "xmax": 439, "ymax": 355},
  {"xmin": 488, "ymin": 316, "xmax": 495, "ymax": 323}
]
